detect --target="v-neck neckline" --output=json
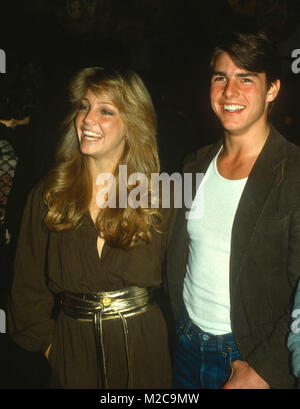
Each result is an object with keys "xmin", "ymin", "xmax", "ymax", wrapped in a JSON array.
[{"xmin": 85, "ymin": 211, "xmax": 107, "ymax": 261}]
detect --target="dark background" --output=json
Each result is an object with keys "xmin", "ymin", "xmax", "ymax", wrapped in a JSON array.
[
  {"xmin": 1, "ymin": 0, "xmax": 300, "ymax": 174},
  {"xmin": 0, "ymin": 0, "xmax": 300, "ymax": 388}
]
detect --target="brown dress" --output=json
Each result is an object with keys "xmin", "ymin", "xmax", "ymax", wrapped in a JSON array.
[{"xmin": 8, "ymin": 181, "xmax": 174, "ymax": 388}]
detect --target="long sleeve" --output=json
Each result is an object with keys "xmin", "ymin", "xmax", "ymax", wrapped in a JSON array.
[
  {"xmin": 246, "ymin": 208, "xmax": 300, "ymax": 388},
  {"xmin": 7, "ymin": 181, "xmax": 55, "ymax": 353}
]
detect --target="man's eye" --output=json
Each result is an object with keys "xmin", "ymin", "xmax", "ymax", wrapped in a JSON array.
[
  {"xmin": 213, "ymin": 76, "xmax": 226, "ymax": 82},
  {"xmin": 241, "ymin": 78, "xmax": 252, "ymax": 83}
]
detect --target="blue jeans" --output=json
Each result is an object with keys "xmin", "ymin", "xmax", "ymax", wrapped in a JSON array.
[{"xmin": 173, "ymin": 313, "xmax": 242, "ymax": 389}]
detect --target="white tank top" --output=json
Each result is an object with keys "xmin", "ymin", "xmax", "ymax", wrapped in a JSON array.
[{"xmin": 183, "ymin": 148, "xmax": 247, "ymax": 335}]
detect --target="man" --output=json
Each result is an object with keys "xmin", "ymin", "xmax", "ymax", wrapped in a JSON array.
[{"xmin": 167, "ymin": 31, "xmax": 300, "ymax": 389}]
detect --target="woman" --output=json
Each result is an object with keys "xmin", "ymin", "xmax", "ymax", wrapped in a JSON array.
[{"xmin": 8, "ymin": 67, "xmax": 174, "ymax": 389}]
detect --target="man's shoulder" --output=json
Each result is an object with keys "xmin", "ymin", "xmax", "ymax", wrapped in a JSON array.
[
  {"xmin": 277, "ymin": 128, "xmax": 300, "ymax": 175},
  {"xmin": 283, "ymin": 141, "xmax": 300, "ymax": 191},
  {"xmin": 270, "ymin": 129, "xmax": 300, "ymax": 200},
  {"xmin": 285, "ymin": 138, "xmax": 300, "ymax": 162},
  {"xmin": 270, "ymin": 125, "xmax": 300, "ymax": 159}
]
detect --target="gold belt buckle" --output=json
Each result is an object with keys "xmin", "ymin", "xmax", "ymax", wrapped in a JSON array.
[{"xmin": 102, "ymin": 297, "xmax": 112, "ymax": 307}]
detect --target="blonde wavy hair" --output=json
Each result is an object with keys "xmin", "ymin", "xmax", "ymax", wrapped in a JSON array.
[{"xmin": 43, "ymin": 67, "xmax": 162, "ymax": 249}]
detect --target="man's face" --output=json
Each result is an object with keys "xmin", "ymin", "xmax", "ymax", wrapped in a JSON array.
[{"xmin": 210, "ymin": 52, "xmax": 279, "ymax": 137}]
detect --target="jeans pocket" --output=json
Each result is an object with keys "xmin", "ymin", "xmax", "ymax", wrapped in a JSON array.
[
  {"xmin": 228, "ymin": 349, "xmax": 235, "ymax": 379},
  {"xmin": 227, "ymin": 347, "xmax": 243, "ymax": 384},
  {"xmin": 224, "ymin": 340, "xmax": 241, "ymax": 377},
  {"xmin": 229, "ymin": 347, "xmax": 242, "ymax": 364}
]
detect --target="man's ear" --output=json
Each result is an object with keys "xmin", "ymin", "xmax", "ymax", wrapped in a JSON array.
[{"xmin": 266, "ymin": 79, "xmax": 280, "ymax": 102}]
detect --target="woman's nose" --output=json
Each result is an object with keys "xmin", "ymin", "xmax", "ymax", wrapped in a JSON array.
[{"xmin": 83, "ymin": 109, "xmax": 96, "ymax": 124}]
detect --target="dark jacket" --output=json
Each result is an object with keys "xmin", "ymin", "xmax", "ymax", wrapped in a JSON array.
[{"xmin": 166, "ymin": 126, "xmax": 300, "ymax": 388}]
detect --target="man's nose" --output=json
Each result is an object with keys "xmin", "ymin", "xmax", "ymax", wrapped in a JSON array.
[{"xmin": 222, "ymin": 79, "xmax": 239, "ymax": 98}]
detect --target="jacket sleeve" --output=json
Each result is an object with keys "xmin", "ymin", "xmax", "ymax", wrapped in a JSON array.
[
  {"xmin": 7, "ymin": 181, "xmax": 55, "ymax": 353},
  {"xmin": 246, "ymin": 208, "xmax": 300, "ymax": 388},
  {"xmin": 287, "ymin": 278, "xmax": 300, "ymax": 379}
]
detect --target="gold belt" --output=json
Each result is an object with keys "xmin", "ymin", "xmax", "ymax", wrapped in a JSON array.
[{"xmin": 60, "ymin": 286, "xmax": 153, "ymax": 388}]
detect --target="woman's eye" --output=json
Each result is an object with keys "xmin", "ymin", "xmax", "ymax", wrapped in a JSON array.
[
  {"xmin": 79, "ymin": 103, "xmax": 89, "ymax": 111},
  {"xmin": 101, "ymin": 109, "xmax": 113, "ymax": 115}
]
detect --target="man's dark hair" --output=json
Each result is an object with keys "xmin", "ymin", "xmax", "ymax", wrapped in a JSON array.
[{"xmin": 210, "ymin": 31, "xmax": 281, "ymax": 89}]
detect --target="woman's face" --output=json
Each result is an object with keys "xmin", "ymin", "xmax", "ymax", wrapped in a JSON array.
[{"xmin": 75, "ymin": 88, "xmax": 125, "ymax": 168}]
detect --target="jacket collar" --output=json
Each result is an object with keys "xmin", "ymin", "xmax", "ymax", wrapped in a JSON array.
[{"xmin": 184, "ymin": 124, "xmax": 287, "ymax": 197}]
